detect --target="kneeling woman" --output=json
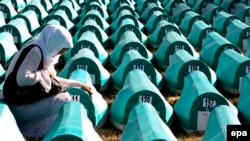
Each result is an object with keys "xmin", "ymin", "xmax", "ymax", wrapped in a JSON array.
[{"xmin": 2, "ymin": 25, "xmax": 93, "ymax": 137}]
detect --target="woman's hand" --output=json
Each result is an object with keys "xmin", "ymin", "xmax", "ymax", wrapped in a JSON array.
[{"xmin": 81, "ymin": 84, "xmax": 93, "ymax": 98}]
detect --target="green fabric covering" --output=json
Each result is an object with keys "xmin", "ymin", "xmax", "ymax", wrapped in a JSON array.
[
  {"xmin": 110, "ymin": 24, "xmax": 147, "ymax": 46},
  {"xmin": 202, "ymin": 105, "xmax": 240, "ymax": 141},
  {"xmin": 0, "ymin": 64, "xmax": 5, "ymax": 83},
  {"xmin": 81, "ymin": 1, "xmax": 109, "ymax": 20},
  {"xmin": 42, "ymin": 102, "xmax": 102, "ymax": 141},
  {"xmin": 136, "ymin": 0, "xmax": 157, "ymax": 15},
  {"xmin": 67, "ymin": 69, "xmax": 108, "ymax": 127},
  {"xmin": 226, "ymin": 19, "xmax": 250, "ymax": 51},
  {"xmin": 201, "ymin": 3, "xmax": 226, "ymax": 24},
  {"xmin": 145, "ymin": 10, "xmax": 173, "ymax": 34},
  {"xmin": 164, "ymin": 50, "xmax": 216, "ymax": 92},
  {"xmin": 11, "ymin": 0, "xmax": 26, "ymax": 12},
  {"xmin": 220, "ymin": 0, "xmax": 235, "ymax": 12},
  {"xmin": 216, "ymin": 49, "xmax": 250, "ymax": 94},
  {"xmin": 14, "ymin": 10, "xmax": 40, "ymax": 35},
  {"xmin": 149, "ymin": 20, "xmax": 181, "ymax": 48},
  {"xmin": 59, "ymin": 48, "xmax": 110, "ymax": 90},
  {"xmin": 233, "ymin": 3, "xmax": 250, "ymax": 25},
  {"xmin": 74, "ymin": 19, "xmax": 108, "ymax": 48},
  {"xmin": 141, "ymin": 3, "xmax": 164, "ymax": 23},
  {"xmin": 110, "ymin": 4, "xmax": 139, "ymax": 22},
  {"xmin": 77, "ymin": 9, "xmax": 109, "ymax": 32},
  {"xmin": 56, "ymin": 0, "xmax": 79, "ymax": 23},
  {"xmin": 0, "ymin": 101, "xmax": 25, "ymax": 141},
  {"xmin": 171, "ymin": 2, "xmax": 192, "ymax": 25},
  {"xmin": 0, "ymin": 18, "xmax": 32, "ymax": 47},
  {"xmin": 174, "ymin": 71, "xmax": 238, "ymax": 132},
  {"xmin": 72, "ymin": 30, "xmax": 108, "ymax": 65},
  {"xmin": 201, "ymin": 31, "xmax": 241, "ymax": 70},
  {"xmin": 120, "ymin": 103, "xmax": 177, "ymax": 141},
  {"xmin": 22, "ymin": 2, "xmax": 49, "ymax": 22},
  {"xmin": 187, "ymin": 20, "xmax": 214, "ymax": 50},
  {"xmin": 0, "ymin": 0, "xmax": 17, "ymax": 22},
  {"xmin": 238, "ymin": 73, "xmax": 250, "ymax": 124},
  {"xmin": 107, "ymin": 0, "xmax": 131, "ymax": 13},
  {"xmin": 45, "ymin": 9, "xmax": 75, "ymax": 32},
  {"xmin": 0, "ymin": 11, "xmax": 5, "ymax": 27},
  {"xmin": 154, "ymin": 31, "xmax": 199, "ymax": 70},
  {"xmin": 213, "ymin": 11, "xmax": 240, "ymax": 35},
  {"xmin": 110, "ymin": 69, "xmax": 173, "ymax": 130},
  {"xmin": 0, "ymin": 31, "xmax": 18, "ymax": 65},
  {"xmin": 109, "ymin": 31, "xmax": 152, "ymax": 68},
  {"xmin": 179, "ymin": 10, "xmax": 207, "ymax": 36},
  {"xmin": 112, "ymin": 50, "xmax": 163, "ymax": 90}
]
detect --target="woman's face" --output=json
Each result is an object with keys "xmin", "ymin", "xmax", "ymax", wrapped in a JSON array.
[{"xmin": 57, "ymin": 48, "xmax": 69, "ymax": 55}]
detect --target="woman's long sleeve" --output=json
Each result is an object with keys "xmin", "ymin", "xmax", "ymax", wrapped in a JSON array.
[{"xmin": 16, "ymin": 47, "xmax": 51, "ymax": 91}]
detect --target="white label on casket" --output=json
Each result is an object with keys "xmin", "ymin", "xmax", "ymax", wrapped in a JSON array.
[
  {"xmin": 90, "ymin": 74, "xmax": 95, "ymax": 84},
  {"xmin": 243, "ymin": 39, "xmax": 249, "ymax": 51},
  {"xmin": 134, "ymin": 65, "xmax": 144, "ymax": 71},
  {"xmin": 203, "ymin": 98, "xmax": 216, "ymax": 108},
  {"xmin": 77, "ymin": 64, "xmax": 88, "ymax": 70},
  {"xmin": 139, "ymin": 96, "xmax": 152, "ymax": 104},
  {"xmin": 197, "ymin": 111, "xmax": 210, "ymax": 131}
]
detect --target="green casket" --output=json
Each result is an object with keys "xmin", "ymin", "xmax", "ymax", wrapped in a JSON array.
[
  {"xmin": 141, "ymin": 2, "xmax": 165, "ymax": 23},
  {"xmin": 70, "ymin": 30, "xmax": 108, "ymax": 65},
  {"xmin": 149, "ymin": 20, "xmax": 181, "ymax": 49},
  {"xmin": 179, "ymin": 10, "xmax": 207, "ymax": 36},
  {"xmin": 154, "ymin": 31, "xmax": 199, "ymax": 70},
  {"xmin": 0, "ymin": 100, "xmax": 25, "ymax": 141},
  {"xmin": 238, "ymin": 72, "xmax": 250, "ymax": 124},
  {"xmin": 110, "ymin": 7, "xmax": 142, "ymax": 33},
  {"xmin": 42, "ymin": 102, "xmax": 102, "ymax": 141},
  {"xmin": 80, "ymin": 1, "xmax": 109, "ymax": 21},
  {"xmin": 112, "ymin": 50, "xmax": 163, "ymax": 90},
  {"xmin": 108, "ymin": 0, "xmax": 134, "ymax": 13},
  {"xmin": 136, "ymin": 0, "xmax": 157, "ymax": 15},
  {"xmin": 144, "ymin": 10, "xmax": 173, "ymax": 34},
  {"xmin": 58, "ymin": 48, "xmax": 110, "ymax": 91},
  {"xmin": 10, "ymin": 0, "xmax": 26, "ymax": 12},
  {"xmin": 109, "ymin": 23, "xmax": 147, "ymax": 46},
  {"xmin": 213, "ymin": 11, "xmax": 240, "ymax": 36},
  {"xmin": 110, "ymin": 69, "xmax": 173, "ymax": 130},
  {"xmin": 201, "ymin": 3, "xmax": 225, "ymax": 24},
  {"xmin": 174, "ymin": 71, "xmax": 238, "ymax": 132},
  {"xmin": 216, "ymin": 49, "xmax": 250, "ymax": 94},
  {"xmin": 21, "ymin": 0, "xmax": 49, "ymax": 23},
  {"xmin": 200, "ymin": 31, "xmax": 241, "ymax": 70},
  {"xmin": 110, "ymin": 3, "xmax": 139, "ymax": 22},
  {"xmin": 73, "ymin": 18, "xmax": 108, "ymax": 48},
  {"xmin": 0, "ymin": 31, "xmax": 18, "ymax": 65},
  {"xmin": 0, "ymin": 11, "xmax": 5, "ymax": 27},
  {"xmin": 0, "ymin": 64, "xmax": 5, "ymax": 83},
  {"xmin": 232, "ymin": 3, "xmax": 250, "ymax": 25},
  {"xmin": 220, "ymin": 0, "xmax": 235, "ymax": 12},
  {"xmin": 77, "ymin": 9, "xmax": 109, "ymax": 32},
  {"xmin": 120, "ymin": 103, "xmax": 177, "ymax": 141},
  {"xmin": 109, "ymin": 31, "xmax": 153, "ymax": 68},
  {"xmin": 187, "ymin": 20, "xmax": 214, "ymax": 50},
  {"xmin": 0, "ymin": 0, "xmax": 17, "ymax": 22},
  {"xmin": 202, "ymin": 105, "xmax": 241, "ymax": 141},
  {"xmin": 67, "ymin": 69, "xmax": 108, "ymax": 128},
  {"xmin": 45, "ymin": 9, "xmax": 75, "ymax": 33},
  {"xmin": 56, "ymin": 0, "xmax": 79, "ymax": 24},
  {"xmin": 14, "ymin": 10, "xmax": 40, "ymax": 35},
  {"xmin": 171, "ymin": 2, "xmax": 192, "ymax": 25},
  {"xmin": 226, "ymin": 19, "xmax": 250, "ymax": 51},
  {"xmin": 164, "ymin": 50, "xmax": 216, "ymax": 92},
  {"xmin": 0, "ymin": 18, "xmax": 32, "ymax": 49}
]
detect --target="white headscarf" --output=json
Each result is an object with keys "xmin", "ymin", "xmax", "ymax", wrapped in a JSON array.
[{"xmin": 28, "ymin": 24, "xmax": 73, "ymax": 68}]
